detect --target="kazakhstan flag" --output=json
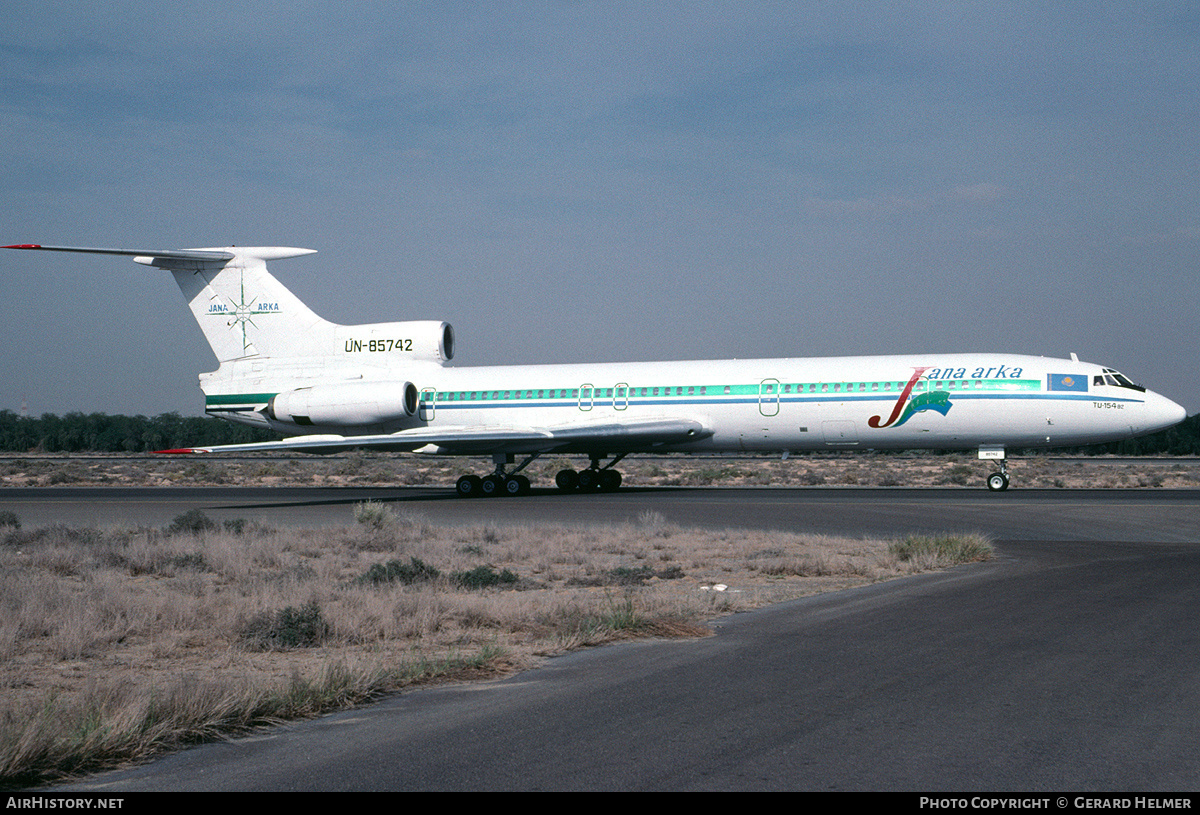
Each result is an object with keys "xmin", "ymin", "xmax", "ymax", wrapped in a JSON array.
[{"xmin": 1048, "ymin": 373, "xmax": 1088, "ymax": 392}]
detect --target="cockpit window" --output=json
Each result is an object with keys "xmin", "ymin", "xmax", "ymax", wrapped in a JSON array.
[
  {"xmin": 1097, "ymin": 368, "xmax": 1147, "ymax": 393},
  {"xmin": 1113, "ymin": 373, "xmax": 1145, "ymax": 392}
]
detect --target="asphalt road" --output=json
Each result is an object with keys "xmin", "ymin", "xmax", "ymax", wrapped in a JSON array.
[
  {"xmin": 5, "ymin": 485, "xmax": 1200, "ymax": 542},
  {"xmin": 15, "ymin": 486, "xmax": 1198, "ymax": 791}
]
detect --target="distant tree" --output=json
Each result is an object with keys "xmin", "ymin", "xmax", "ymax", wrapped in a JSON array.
[{"xmin": 0, "ymin": 412, "xmax": 275, "ymax": 452}]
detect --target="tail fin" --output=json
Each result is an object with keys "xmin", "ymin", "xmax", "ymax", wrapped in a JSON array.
[
  {"xmin": 149, "ymin": 247, "xmax": 330, "ymax": 361},
  {"xmin": 4, "ymin": 243, "xmax": 453, "ymax": 366},
  {"xmin": 4, "ymin": 244, "xmax": 327, "ymax": 362}
]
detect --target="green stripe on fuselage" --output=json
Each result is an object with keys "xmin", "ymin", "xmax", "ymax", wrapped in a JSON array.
[{"xmin": 206, "ymin": 393, "xmax": 276, "ymax": 406}]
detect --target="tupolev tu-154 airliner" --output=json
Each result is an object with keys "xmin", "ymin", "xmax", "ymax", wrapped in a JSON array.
[{"xmin": 5, "ymin": 243, "xmax": 1187, "ymax": 495}]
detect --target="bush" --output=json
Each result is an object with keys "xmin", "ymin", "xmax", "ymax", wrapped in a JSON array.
[
  {"xmin": 240, "ymin": 601, "xmax": 328, "ymax": 650},
  {"xmin": 166, "ymin": 509, "xmax": 218, "ymax": 535},
  {"xmin": 169, "ymin": 552, "xmax": 209, "ymax": 572},
  {"xmin": 889, "ymin": 533, "xmax": 992, "ymax": 565},
  {"xmin": 942, "ymin": 464, "xmax": 974, "ymax": 486},
  {"xmin": 451, "ymin": 566, "xmax": 518, "ymax": 590},
  {"xmin": 354, "ymin": 500, "xmax": 395, "ymax": 530},
  {"xmin": 607, "ymin": 566, "xmax": 656, "ymax": 586},
  {"xmin": 358, "ymin": 557, "xmax": 440, "ymax": 586},
  {"xmin": 567, "ymin": 564, "xmax": 686, "ymax": 587}
]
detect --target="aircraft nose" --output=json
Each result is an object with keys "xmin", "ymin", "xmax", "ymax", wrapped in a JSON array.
[{"xmin": 1146, "ymin": 392, "xmax": 1187, "ymax": 433}]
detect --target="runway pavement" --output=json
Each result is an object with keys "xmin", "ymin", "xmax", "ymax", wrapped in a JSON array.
[
  {"xmin": 15, "ymin": 486, "xmax": 1198, "ymax": 791},
  {"xmin": 4, "ymin": 485, "xmax": 1200, "ymax": 542}
]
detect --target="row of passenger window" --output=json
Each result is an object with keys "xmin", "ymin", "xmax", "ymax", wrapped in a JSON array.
[
  {"xmin": 436, "ymin": 387, "xmax": 696, "ymax": 401},
  {"xmin": 432, "ymin": 379, "xmax": 1018, "ymax": 402},
  {"xmin": 796, "ymin": 380, "xmax": 1001, "ymax": 394}
]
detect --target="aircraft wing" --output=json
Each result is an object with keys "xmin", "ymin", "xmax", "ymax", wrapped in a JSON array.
[{"xmin": 157, "ymin": 418, "xmax": 712, "ymax": 456}]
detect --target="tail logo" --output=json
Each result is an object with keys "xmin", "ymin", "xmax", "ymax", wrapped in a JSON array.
[
  {"xmin": 868, "ymin": 367, "xmax": 954, "ymax": 429},
  {"xmin": 203, "ymin": 271, "xmax": 281, "ymax": 352}
]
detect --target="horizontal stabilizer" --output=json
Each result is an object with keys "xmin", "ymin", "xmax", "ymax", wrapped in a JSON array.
[
  {"xmin": 5, "ymin": 243, "xmax": 323, "ymax": 361},
  {"xmin": 4, "ymin": 244, "xmax": 236, "ymax": 263},
  {"xmin": 2, "ymin": 244, "xmax": 316, "ymax": 268}
]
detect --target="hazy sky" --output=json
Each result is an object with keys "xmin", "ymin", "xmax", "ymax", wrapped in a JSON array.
[{"xmin": 2, "ymin": 1, "xmax": 1197, "ymax": 417}]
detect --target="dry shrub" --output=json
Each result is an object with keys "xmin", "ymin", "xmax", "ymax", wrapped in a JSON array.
[{"xmin": 0, "ymin": 512, "xmax": 991, "ymax": 787}]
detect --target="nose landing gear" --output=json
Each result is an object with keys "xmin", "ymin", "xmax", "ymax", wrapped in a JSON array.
[{"xmin": 985, "ymin": 457, "xmax": 1010, "ymax": 492}]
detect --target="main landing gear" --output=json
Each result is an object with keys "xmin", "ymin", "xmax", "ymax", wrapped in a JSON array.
[
  {"xmin": 455, "ymin": 453, "xmax": 537, "ymax": 498},
  {"xmin": 555, "ymin": 454, "xmax": 627, "ymax": 493},
  {"xmin": 453, "ymin": 453, "xmax": 629, "ymax": 498}
]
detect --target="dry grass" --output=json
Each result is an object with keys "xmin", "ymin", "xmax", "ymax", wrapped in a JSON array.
[{"xmin": 0, "ymin": 505, "xmax": 991, "ymax": 787}]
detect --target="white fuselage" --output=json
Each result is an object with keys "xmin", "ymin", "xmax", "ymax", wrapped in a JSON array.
[{"xmin": 204, "ymin": 352, "xmax": 1185, "ymax": 455}]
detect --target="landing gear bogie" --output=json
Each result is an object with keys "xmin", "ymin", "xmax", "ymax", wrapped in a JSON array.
[
  {"xmin": 555, "ymin": 461, "xmax": 623, "ymax": 494},
  {"xmin": 458, "ymin": 454, "xmax": 624, "ymax": 498},
  {"xmin": 456, "ymin": 455, "xmax": 537, "ymax": 498}
]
